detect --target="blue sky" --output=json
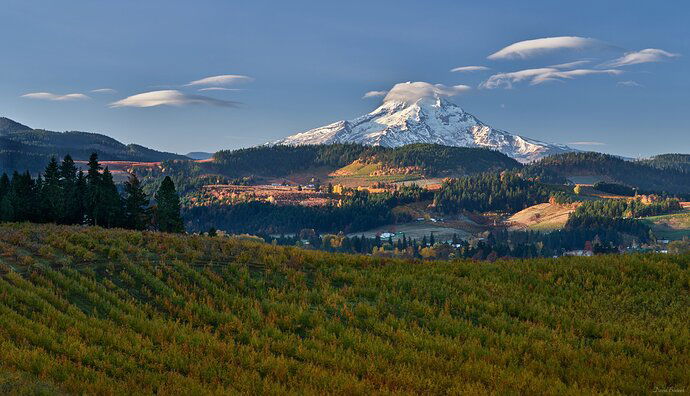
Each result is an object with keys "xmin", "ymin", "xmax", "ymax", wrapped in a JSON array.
[{"xmin": 2, "ymin": 0, "xmax": 688, "ymax": 157}]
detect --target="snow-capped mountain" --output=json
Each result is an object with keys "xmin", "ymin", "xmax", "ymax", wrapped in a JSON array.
[{"xmin": 273, "ymin": 84, "xmax": 572, "ymax": 162}]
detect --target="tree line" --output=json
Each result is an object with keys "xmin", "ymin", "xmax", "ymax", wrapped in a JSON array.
[
  {"xmin": 433, "ymin": 172, "xmax": 552, "ymax": 214},
  {"xmin": 0, "ymin": 154, "xmax": 184, "ymax": 232}
]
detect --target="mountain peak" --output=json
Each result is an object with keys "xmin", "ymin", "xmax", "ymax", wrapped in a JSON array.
[{"xmin": 272, "ymin": 81, "xmax": 573, "ymax": 162}]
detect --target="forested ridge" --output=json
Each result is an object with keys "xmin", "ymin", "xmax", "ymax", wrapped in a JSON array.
[
  {"xmin": 0, "ymin": 223, "xmax": 687, "ymax": 394},
  {"xmin": 524, "ymin": 152, "xmax": 690, "ymax": 194},
  {"xmin": 0, "ymin": 117, "xmax": 188, "ymax": 174}
]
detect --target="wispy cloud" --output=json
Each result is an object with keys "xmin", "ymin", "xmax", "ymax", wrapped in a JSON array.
[
  {"xmin": 549, "ymin": 60, "xmax": 592, "ymax": 69},
  {"xmin": 197, "ymin": 87, "xmax": 246, "ymax": 92},
  {"xmin": 599, "ymin": 48, "xmax": 679, "ymax": 67},
  {"xmin": 91, "ymin": 88, "xmax": 117, "ymax": 94},
  {"xmin": 450, "ymin": 66, "xmax": 490, "ymax": 73},
  {"xmin": 21, "ymin": 92, "xmax": 90, "ymax": 101},
  {"xmin": 362, "ymin": 90, "xmax": 388, "ymax": 99},
  {"xmin": 109, "ymin": 90, "xmax": 240, "ymax": 108},
  {"xmin": 617, "ymin": 80, "xmax": 643, "ymax": 87},
  {"xmin": 480, "ymin": 68, "xmax": 557, "ymax": 89},
  {"xmin": 567, "ymin": 141, "xmax": 606, "ymax": 146},
  {"xmin": 186, "ymin": 74, "xmax": 254, "ymax": 86},
  {"xmin": 488, "ymin": 36, "xmax": 608, "ymax": 60},
  {"xmin": 480, "ymin": 67, "xmax": 622, "ymax": 89},
  {"xmin": 383, "ymin": 81, "xmax": 471, "ymax": 104}
]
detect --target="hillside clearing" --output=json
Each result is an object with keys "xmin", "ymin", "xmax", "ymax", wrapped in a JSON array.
[{"xmin": 508, "ymin": 202, "xmax": 578, "ymax": 231}]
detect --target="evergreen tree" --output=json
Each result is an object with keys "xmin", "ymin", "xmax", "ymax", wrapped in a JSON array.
[
  {"xmin": 59, "ymin": 155, "xmax": 79, "ymax": 224},
  {"xmin": 41, "ymin": 157, "xmax": 62, "ymax": 222},
  {"xmin": 100, "ymin": 167, "xmax": 123, "ymax": 228},
  {"xmin": 85, "ymin": 153, "xmax": 103, "ymax": 226},
  {"xmin": 123, "ymin": 172, "xmax": 150, "ymax": 230},
  {"xmin": 0, "ymin": 173, "xmax": 9, "ymax": 201},
  {"xmin": 0, "ymin": 173, "xmax": 13, "ymax": 222},
  {"xmin": 73, "ymin": 170, "xmax": 87, "ymax": 224},
  {"xmin": 154, "ymin": 176, "xmax": 184, "ymax": 233}
]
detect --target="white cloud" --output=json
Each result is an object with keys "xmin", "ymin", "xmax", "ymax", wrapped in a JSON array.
[
  {"xmin": 109, "ymin": 90, "xmax": 240, "ymax": 108},
  {"xmin": 617, "ymin": 80, "xmax": 643, "ymax": 87},
  {"xmin": 567, "ymin": 141, "xmax": 606, "ymax": 146},
  {"xmin": 480, "ymin": 68, "xmax": 557, "ymax": 89},
  {"xmin": 450, "ymin": 66, "xmax": 490, "ymax": 73},
  {"xmin": 480, "ymin": 67, "xmax": 622, "ymax": 89},
  {"xmin": 362, "ymin": 90, "xmax": 388, "ymax": 99},
  {"xmin": 600, "ymin": 48, "xmax": 679, "ymax": 67},
  {"xmin": 197, "ymin": 87, "xmax": 246, "ymax": 92},
  {"xmin": 21, "ymin": 92, "xmax": 90, "ymax": 101},
  {"xmin": 488, "ymin": 36, "xmax": 607, "ymax": 60},
  {"xmin": 91, "ymin": 88, "xmax": 117, "ymax": 94},
  {"xmin": 186, "ymin": 74, "xmax": 254, "ymax": 86},
  {"xmin": 382, "ymin": 81, "xmax": 471, "ymax": 104},
  {"xmin": 549, "ymin": 60, "xmax": 592, "ymax": 69},
  {"xmin": 531, "ymin": 68, "xmax": 622, "ymax": 85}
]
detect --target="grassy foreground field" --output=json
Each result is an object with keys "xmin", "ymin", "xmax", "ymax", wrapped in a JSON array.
[{"xmin": 0, "ymin": 223, "xmax": 688, "ymax": 394}]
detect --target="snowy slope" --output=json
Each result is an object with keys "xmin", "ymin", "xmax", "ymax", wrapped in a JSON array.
[{"xmin": 273, "ymin": 84, "xmax": 572, "ymax": 162}]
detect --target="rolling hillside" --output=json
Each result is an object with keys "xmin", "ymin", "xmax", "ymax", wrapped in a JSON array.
[
  {"xmin": 0, "ymin": 223, "xmax": 688, "ymax": 394},
  {"xmin": 0, "ymin": 117, "xmax": 188, "ymax": 174}
]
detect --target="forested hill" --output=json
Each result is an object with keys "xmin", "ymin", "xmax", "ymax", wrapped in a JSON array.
[
  {"xmin": 211, "ymin": 143, "xmax": 521, "ymax": 178},
  {"xmin": 0, "ymin": 117, "xmax": 189, "ymax": 174},
  {"xmin": 0, "ymin": 117, "xmax": 31, "ymax": 135},
  {"xmin": 524, "ymin": 151, "xmax": 690, "ymax": 194},
  {"xmin": 640, "ymin": 153, "xmax": 690, "ymax": 173}
]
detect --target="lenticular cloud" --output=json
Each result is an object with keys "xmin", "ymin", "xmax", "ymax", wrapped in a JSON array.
[
  {"xmin": 488, "ymin": 36, "xmax": 607, "ymax": 60},
  {"xmin": 110, "ymin": 90, "xmax": 240, "ymax": 108},
  {"xmin": 382, "ymin": 82, "xmax": 471, "ymax": 105}
]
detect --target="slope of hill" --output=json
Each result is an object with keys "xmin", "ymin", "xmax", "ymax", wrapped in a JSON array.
[
  {"xmin": 0, "ymin": 117, "xmax": 31, "ymax": 135},
  {"xmin": 0, "ymin": 223, "xmax": 687, "ymax": 394},
  {"xmin": 0, "ymin": 117, "xmax": 189, "ymax": 174},
  {"xmin": 158, "ymin": 143, "xmax": 521, "ymax": 187},
  {"xmin": 525, "ymin": 152, "xmax": 690, "ymax": 195},
  {"xmin": 641, "ymin": 153, "xmax": 690, "ymax": 173},
  {"xmin": 273, "ymin": 84, "xmax": 573, "ymax": 162}
]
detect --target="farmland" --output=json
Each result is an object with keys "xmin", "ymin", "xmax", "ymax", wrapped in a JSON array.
[{"xmin": 0, "ymin": 223, "xmax": 688, "ymax": 394}]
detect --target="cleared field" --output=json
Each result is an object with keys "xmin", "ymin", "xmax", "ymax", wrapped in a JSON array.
[
  {"xmin": 0, "ymin": 223, "xmax": 687, "ymax": 394},
  {"xmin": 347, "ymin": 221, "xmax": 473, "ymax": 242},
  {"xmin": 641, "ymin": 211, "xmax": 690, "ymax": 240},
  {"xmin": 508, "ymin": 202, "xmax": 578, "ymax": 231}
]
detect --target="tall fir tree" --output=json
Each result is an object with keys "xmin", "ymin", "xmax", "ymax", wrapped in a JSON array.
[
  {"xmin": 154, "ymin": 176, "xmax": 184, "ymax": 233},
  {"xmin": 74, "ymin": 170, "xmax": 87, "ymax": 224},
  {"xmin": 59, "ymin": 154, "xmax": 79, "ymax": 224},
  {"xmin": 85, "ymin": 153, "xmax": 103, "ymax": 226},
  {"xmin": 123, "ymin": 172, "xmax": 150, "ymax": 230},
  {"xmin": 100, "ymin": 167, "xmax": 123, "ymax": 228},
  {"xmin": 0, "ymin": 173, "xmax": 12, "ymax": 222},
  {"xmin": 41, "ymin": 157, "xmax": 62, "ymax": 222}
]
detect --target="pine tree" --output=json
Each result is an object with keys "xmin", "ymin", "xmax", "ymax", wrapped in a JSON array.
[
  {"xmin": 123, "ymin": 172, "xmax": 150, "ymax": 230},
  {"xmin": 0, "ymin": 173, "xmax": 9, "ymax": 201},
  {"xmin": 154, "ymin": 176, "xmax": 184, "ymax": 233},
  {"xmin": 41, "ymin": 157, "xmax": 62, "ymax": 222},
  {"xmin": 85, "ymin": 153, "xmax": 103, "ymax": 226},
  {"xmin": 100, "ymin": 167, "xmax": 123, "ymax": 228},
  {"xmin": 59, "ymin": 155, "xmax": 79, "ymax": 224},
  {"xmin": 0, "ymin": 173, "xmax": 13, "ymax": 222},
  {"xmin": 74, "ymin": 170, "xmax": 87, "ymax": 224}
]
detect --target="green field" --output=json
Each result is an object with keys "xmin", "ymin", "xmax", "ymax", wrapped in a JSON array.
[
  {"xmin": 642, "ymin": 212, "xmax": 690, "ymax": 240},
  {"xmin": 0, "ymin": 223, "xmax": 688, "ymax": 394}
]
